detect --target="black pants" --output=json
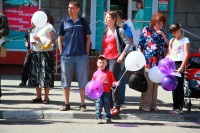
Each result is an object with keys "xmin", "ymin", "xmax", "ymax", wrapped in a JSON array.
[
  {"xmin": 172, "ymin": 61, "xmax": 184, "ymax": 110},
  {"xmin": 0, "ymin": 75, "xmax": 1, "ymax": 97},
  {"xmin": 21, "ymin": 52, "xmax": 32, "ymax": 84},
  {"xmin": 107, "ymin": 58, "xmax": 124, "ymax": 109}
]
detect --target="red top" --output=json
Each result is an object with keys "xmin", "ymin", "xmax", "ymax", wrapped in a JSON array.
[
  {"xmin": 103, "ymin": 32, "xmax": 119, "ymax": 59},
  {"xmin": 92, "ymin": 68, "xmax": 116, "ymax": 92}
]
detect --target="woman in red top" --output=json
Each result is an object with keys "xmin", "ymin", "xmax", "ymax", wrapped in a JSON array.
[{"xmin": 100, "ymin": 11, "xmax": 131, "ymax": 115}]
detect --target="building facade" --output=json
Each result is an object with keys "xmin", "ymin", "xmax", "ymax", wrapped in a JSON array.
[
  {"xmin": 0, "ymin": 0, "xmax": 199, "ymax": 65},
  {"xmin": 40, "ymin": 0, "xmax": 199, "ymax": 53}
]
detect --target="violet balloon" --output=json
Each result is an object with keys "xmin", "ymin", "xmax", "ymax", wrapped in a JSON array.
[
  {"xmin": 85, "ymin": 80, "xmax": 103, "ymax": 99},
  {"xmin": 158, "ymin": 58, "xmax": 176, "ymax": 74},
  {"xmin": 161, "ymin": 75, "xmax": 178, "ymax": 91}
]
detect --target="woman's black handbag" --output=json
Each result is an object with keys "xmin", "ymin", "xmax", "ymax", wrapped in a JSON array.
[{"xmin": 128, "ymin": 67, "xmax": 147, "ymax": 92}]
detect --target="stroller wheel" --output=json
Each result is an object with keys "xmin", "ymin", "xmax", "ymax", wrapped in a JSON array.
[
  {"xmin": 184, "ymin": 100, "xmax": 188, "ymax": 108},
  {"xmin": 187, "ymin": 101, "xmax": 192, "ymax": 112},
  {"xmin": 199, "ymin": 103, "xmax": 200, "ymax": 110},
  {"xmin": 187, "ymin": 106, "xmax": 191, "ymax": 112}
]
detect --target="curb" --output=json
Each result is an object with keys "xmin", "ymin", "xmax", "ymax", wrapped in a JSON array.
[
  {"xmin": 1, "ymin": 111, "xmax": 200, "ymax": 122},
  {"xmin": 0, "ymin": 111, "xmax": 43, "ymax": 119}
]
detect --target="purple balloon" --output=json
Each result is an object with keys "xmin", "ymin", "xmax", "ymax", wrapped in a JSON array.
[
  {"xmin": 161, "ymin": 75, "xmax": 178, "ymax": 91},
  {"xmin": 85, "ymin": 80, "xmax": 103, "ymax": 99},
  {"xmin": 158, "ymin": 58, "xmax": 176, "ymax": 74}
]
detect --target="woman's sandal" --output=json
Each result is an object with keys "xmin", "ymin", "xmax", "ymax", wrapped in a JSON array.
[
  {"xmin": 43, "ymin": 99, "xmax": 50, "ymax": 104},
  {"xmin": 30, "ymin": 98, "xmax": 42, "ymax": 103}
]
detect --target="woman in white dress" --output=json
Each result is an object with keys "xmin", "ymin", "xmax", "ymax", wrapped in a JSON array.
[{"xmin": 29, "ymin": 9, "xmax": 55, "ymax": 104}]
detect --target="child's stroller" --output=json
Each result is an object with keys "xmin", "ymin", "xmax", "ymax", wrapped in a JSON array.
[{"xmin": 184, "ymin": 53, "xmax": 200, "ymax": 112}]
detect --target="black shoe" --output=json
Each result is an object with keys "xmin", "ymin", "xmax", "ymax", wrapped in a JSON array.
[
  {"xmin": 59, "ymin": 104, "xmax": 70, "ymax": 111},
  {"xmin": 80, "ymin": 105, "xmax": 87, "ymax": 112},
  {"xmin": 30, "ymin": 98, "xmax": 42, "ymax": 103},
  {"xmin": 106, "ymin": 119, "xmax": 112, "ymax": 124},
  {"xmin": 19, "ymin": 82, "xmax": 26, "ymax": 86}
]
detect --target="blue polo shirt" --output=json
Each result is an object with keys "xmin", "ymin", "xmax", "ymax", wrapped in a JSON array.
[{"xmin": 58, "ymin": 16, "xmax": 91, "ymax": 56}]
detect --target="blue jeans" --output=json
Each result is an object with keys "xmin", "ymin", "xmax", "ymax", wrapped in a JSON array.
[
  {"xmin": 119, "ymin": 66, "xmax": 126, "ymax": 103},
  {"xmin": 95, "ymin": 92, "xmax": 111, "ymax": 120}
]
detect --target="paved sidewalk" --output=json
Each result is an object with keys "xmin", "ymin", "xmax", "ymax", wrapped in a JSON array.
[{"xmin": 0, "ymin": 75, "xmax": 199, "ymax": 122}]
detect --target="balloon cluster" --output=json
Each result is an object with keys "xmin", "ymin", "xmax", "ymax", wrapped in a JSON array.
[
  {"xmin": 86, "ymin": 51, "xmax": 146, "ymax": 99},
  {"xmin": 148, "ymin": 58, "xmax": 178, "ymax": 91}
]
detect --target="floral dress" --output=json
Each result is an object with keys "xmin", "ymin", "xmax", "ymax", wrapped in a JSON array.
[{"xmin": 138, "ymin": 26, "xmax": 167, "ymax": 68}]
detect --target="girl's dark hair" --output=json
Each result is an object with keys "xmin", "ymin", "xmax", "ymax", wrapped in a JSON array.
[
  {"xmin": 115, "ymin": 10, "xmax": 124, "ymax": 19},
  {"xmin": 137, "ymin": 0, "xmax": 143, "ymax": 9},
  {"xmin": 170, "ymin": 23, "xmax": 181, "ymax": 33},
  {"xmin": 41, "ymin": 9, "xmax": 54, "ymax": 26}
]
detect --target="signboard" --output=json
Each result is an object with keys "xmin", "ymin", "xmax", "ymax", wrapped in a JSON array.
[
  {"xmin": 158, "ymin": 0, "xmax": 168, "ymax": 12},
  {"xmin": 2, "ymin": 0, "xmax": 39, "ymax": 51}
]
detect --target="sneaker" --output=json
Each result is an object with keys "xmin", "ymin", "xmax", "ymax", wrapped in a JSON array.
[
  {"xmin": 96, "ymin": 119, "xmax": 102, "ymax": 124},
  {"xmin": 111, "ymin": 108, "xmax": 120, "ymax": 115},
  {"xmin": 180, "ymin": 109, "xmax": 183, "ymax": 114},
  {"xmin": 80, "ymin": 105, "xmax": 87, "ymax": 112},
  {"xmin": 139, "ymin": 107, "xmax": 151, "ymax": 112},
  {"xmin": 168, "ymin": 109, "xmax": 176, "ymax": 114},
  {"xmin": 106, "ymin": 119, "xmax": 112, "ymax": 124},
  {"xmin": 168, "ymin": 109, "xmax": 183, "ymax": 115},
  {"xmin": 151, "ymin": 106, "xmax": 160, "ymax": 111},
  {"xmin": 59, "ymin": 104, "xmax": 70, "ymax": 111}
]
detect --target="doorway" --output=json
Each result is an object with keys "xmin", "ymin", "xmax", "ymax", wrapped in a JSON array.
[{"xmin": 110, "ymin": 0, "xmax": 128, "ymax": 19}]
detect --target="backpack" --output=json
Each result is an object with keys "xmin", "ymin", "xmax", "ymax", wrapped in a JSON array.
[
  {"xmin": 80, "ymin": 17, "xmax": 92, "ymax": 55},
  {"xmin": 124, "ymin": 19, "xmax": 136, "ymax": 46}
]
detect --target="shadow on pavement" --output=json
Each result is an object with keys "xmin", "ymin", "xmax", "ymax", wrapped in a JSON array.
[
  {"xmin": 112, "ymin": 121, "xmax": 165, "ymax": 126},
  {"xmin": 0, "ymin": 119, "xmax": 72, "ymax": 125},
  {"xmin": 178, "ymin": 125, "xmax": 200, "ymax": 129}
]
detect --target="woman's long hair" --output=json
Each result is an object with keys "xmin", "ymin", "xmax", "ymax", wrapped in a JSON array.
[{"xmin": 41, "ymin": 9, "xmax": 54, "ymax": 26}]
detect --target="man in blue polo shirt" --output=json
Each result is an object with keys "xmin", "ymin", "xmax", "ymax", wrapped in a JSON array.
[{"xmin": 58, "ymin": 1, "xmax": 91, "ymax": 112}]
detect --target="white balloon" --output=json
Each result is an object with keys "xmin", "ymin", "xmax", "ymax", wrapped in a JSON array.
[
  {"xmin": 148, "ymin": 66, "xmax": 166, "ymax": 83},
  {"xmin": 31, "ymin": 11, "xmax": 47, "ymax": 27},
  {"xmin": 125, "ymin": 51, "xmax": 146, "ymax": 71}
]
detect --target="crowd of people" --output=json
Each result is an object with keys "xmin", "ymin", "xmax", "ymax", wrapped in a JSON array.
[{"xmin": 1, "ymin": 0, "xmax": 191, "ymax": 124}]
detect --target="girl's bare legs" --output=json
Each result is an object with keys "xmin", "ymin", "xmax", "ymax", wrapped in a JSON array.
[{"xmin": 44, "ymin": 88, "xmax": 50, "ymax": 100}]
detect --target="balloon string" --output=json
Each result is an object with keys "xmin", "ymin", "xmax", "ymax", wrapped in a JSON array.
[{"xmin": 113, "ymin": 70, "xmax": 127, "ymax": 93}]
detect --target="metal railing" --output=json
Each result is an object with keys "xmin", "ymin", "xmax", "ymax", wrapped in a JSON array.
[
  {"xmin": 182, "ymin": 28, "xmax": 200, "ymax": 40},
  {"xmin": 134, "ymin": 20, "xmax": 150, "ymax": 23},
  {"xmin": 182, "ymin": 28, "xmax": 200, "ymax": 53},
  {"xmin": 54, "ymin": 20, "xmax": 102, "ymax": 75}
]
